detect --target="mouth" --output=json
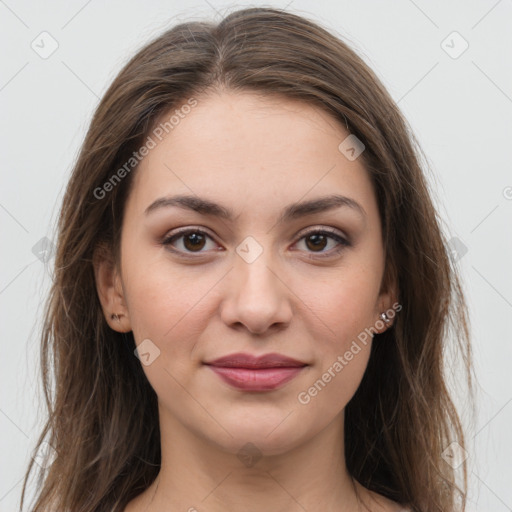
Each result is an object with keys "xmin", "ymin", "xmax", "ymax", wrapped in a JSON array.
[{"xmin": 203, "ymin": 352, "xmax": 308, "ymax": 391}]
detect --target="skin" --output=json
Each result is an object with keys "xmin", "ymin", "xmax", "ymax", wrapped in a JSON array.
[{"xmin": 94, "ymin": 90, "xmax": 403, "ymax": 512}]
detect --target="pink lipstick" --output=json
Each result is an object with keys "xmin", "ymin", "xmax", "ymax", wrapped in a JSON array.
[{"xmin": 204, "ymin": 352, "xmax": 307, "ymax": 391}]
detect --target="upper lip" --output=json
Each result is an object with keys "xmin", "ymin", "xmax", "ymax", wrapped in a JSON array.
[{"xmin": 204, "ymin": 352, "xmax": 307, "ymax": 368}]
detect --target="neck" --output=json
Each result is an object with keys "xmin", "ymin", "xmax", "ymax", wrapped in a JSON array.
[{"xmin": 127, "ymin": 405, "xmax": 368, "ymax": 512}]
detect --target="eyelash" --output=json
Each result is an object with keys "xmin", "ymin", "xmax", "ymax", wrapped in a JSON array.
[{"xmin": 161, "ymin": 226, "xmax": 351, "ymax": 259}]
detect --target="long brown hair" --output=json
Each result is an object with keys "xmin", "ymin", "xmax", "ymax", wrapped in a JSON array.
[{"xmin": 21, "ymin": 7, "xmax": 475, "ymax": 511}]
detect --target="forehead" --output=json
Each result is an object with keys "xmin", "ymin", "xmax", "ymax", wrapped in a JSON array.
[
  {"xmin": 153, "ymin": 90, "xmax": 349, "ymax": 165},
  {"xmin": 126, "ymin": 90, "xmax": 378, "ymax": 223}
]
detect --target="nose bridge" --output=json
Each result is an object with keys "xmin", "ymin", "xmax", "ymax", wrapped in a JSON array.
[
  {"xmin": 238, "ymin": 244, "xmax": 277, "ymax": 293},
  {"xmin": 220, "ymin": 235, "xmax": 292, "ymax": 333}
]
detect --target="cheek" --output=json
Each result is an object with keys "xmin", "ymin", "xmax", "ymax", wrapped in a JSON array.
[
  {"xmin": 123, "ymin": 266, "xmax": 215, "ymax": 402},
  {"xmin": 296, "ymin": 344, "xmax": 371, "ymax": 424},
  {"xmin": 122, "ymin": 253, "xmax": 221, "ymax": 367},
  {"xmin": 296, "ymin": 277, "xmax": 375, "ymax": 414},
  {"xmin": 294, "ymin": 266, "xmax": 379, "ymax": 405},
  {"xmin": 303, "ymin": 266, "xmax": 381, "ymax": 345}
]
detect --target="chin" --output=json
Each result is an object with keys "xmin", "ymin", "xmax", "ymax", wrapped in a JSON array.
[{"xmin": 205, "ymin": 413, "xmax": 312, "ymax": 459}]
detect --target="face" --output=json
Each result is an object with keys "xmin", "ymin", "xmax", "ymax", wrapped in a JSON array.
[{"xmin": 95, "ymin": 90, "xmax": 395, "ymax": 457}]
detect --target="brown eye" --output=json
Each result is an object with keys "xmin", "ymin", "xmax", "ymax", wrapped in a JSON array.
[
  {"xmin": 182, "ymin": 232, "xmax": 206, "ymax": 251},
  {"xmin": 305, "ymin": 233, "xmax": 329, "ymax": 252},
  {"xmin": 162, "ymin": 229, "xmax": 217, "ymax": 255},
  {"xmin": 295, "ymin": 229, "xmax": 350, "ymax": 258}
]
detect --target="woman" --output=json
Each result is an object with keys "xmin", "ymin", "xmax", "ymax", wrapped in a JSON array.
[{"xmin": 21, "ymin": 7, "xmax": 474, "ymax": 512}]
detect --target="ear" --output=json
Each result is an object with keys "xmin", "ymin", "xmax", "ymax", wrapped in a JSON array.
[
  {"xmin": 92, "ymin": 243, "xmax": 132, "ymax": 333},
  {"xmin": 374, "ymin": 261, "xmax": 400, "ymax": 334}
]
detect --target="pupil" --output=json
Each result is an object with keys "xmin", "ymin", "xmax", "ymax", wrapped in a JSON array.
[
  {"xmin": 184, "ymin": 233, "xmax": 205, "ymax": 251},
  {"xmin": 307, "ymin": 234, "xmax": 326, "ymax": 251}
]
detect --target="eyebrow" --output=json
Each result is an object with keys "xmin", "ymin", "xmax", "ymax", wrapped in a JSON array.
[{"xmin": 144, "ymin": 193, "xmax": 367, "ymax": 223}]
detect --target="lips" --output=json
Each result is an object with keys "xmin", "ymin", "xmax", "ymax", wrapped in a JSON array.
[
  {"xmin": 205, "ymin": 352, "xmax": 307, "ymax": 368},
  {"xmin": 204, "ymin": 352, "xmax": 308, "ymax": 391}
]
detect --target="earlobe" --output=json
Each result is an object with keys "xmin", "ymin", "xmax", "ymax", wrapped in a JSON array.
[
  {"xmin": 92, "ymin": 244, "xmax": 132, "ymax": 333},
  {"xmin": 109, "ymin": 312, "xmax": 131, "ymax": 333},
  {"xmin": 376, "ymin": 289, "xmax": 399, "ymax": 333},
  {"xmin": 379, "ymin": 311, "xmax": 392, "ymax": 325},
  {"xmin": 375, "ymin": 265, "xmax": 399, "ymax": 334},
  {"xmin": 374, "ymin": 308, "xmax": 393, "ymax": 335}
]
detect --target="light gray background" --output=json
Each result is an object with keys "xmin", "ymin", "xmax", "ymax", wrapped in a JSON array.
[{"xmin": 1, "ymin": 1, "xmax": 511, "ymax": 510}]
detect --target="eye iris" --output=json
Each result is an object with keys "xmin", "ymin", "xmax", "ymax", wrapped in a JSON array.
[
  {"xmin": 184, "ymin": 232, "xmax": 206, "ymax": 251},
  {"xmin": 306, "ymin": 233, "xmax": 327, "ymax": 252}
]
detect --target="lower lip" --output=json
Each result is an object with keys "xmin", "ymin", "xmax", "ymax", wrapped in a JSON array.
[{"xmin": 206, "ymin": 365, "xmax": 305, "ymax": 391}]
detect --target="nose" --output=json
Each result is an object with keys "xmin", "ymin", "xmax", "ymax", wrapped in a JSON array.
[{"xmin": 219, "ymin": 249, "xmax": 293, "ymax": 335}]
